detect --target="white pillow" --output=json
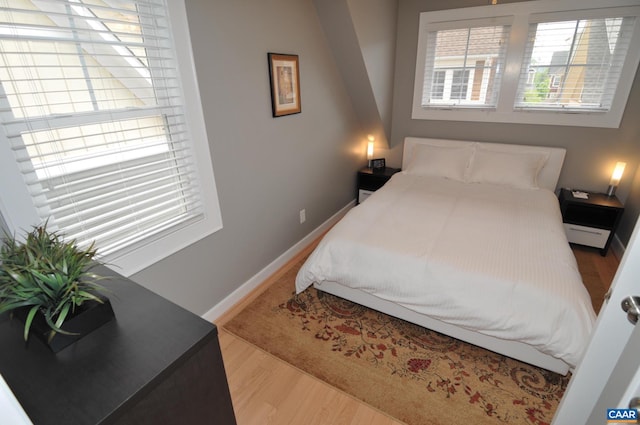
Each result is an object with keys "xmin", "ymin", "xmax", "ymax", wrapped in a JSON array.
[
  {"xmin": 467, "ymin": 148, "xmax": 549, "ymax": 189},
  {"xmin": 404, "ymin": 144, "xmax": 475, "ymax": 182}
]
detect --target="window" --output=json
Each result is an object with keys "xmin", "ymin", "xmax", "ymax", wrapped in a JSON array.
[
  {"xmin": 451, "ymin": 70, "xmax": 471, "ymax": 100},
  {"xmin": 412, "ymin": 0, "xmax": 640, "ymax": 127},
  {"xmin": 429, "ymin": 69, "xmax": 473, "ymax": 102},
  {"xmin": 0, "ymin": 0, "xmax": 222, "ymax": 276},
  {"xmin": 515, "ymin": 17, "xmax": 635, "ymax": 112},
  {"xmin": 431, "ymin": 70, "xmax": 446, "ymax": 100},
  {"xmin": 420, "ymin": 23, "xmax": 511, "ymax": 108}
]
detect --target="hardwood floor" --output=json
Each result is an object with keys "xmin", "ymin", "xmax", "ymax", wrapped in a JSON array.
[
  {"xmin": 218, "ymin": 330, "xmax": 403, "ymax": 425},
  {"xmin": 216, "ymin": 244, "xmax": 620, "ymax": 425},
  {"xmin": 572, "ymin": 245, "xmax": 621, "ymax": 312}
]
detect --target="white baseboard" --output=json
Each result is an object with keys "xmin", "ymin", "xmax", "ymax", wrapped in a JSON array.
[{"xmin": 201, "ymin": 200, "xmax": 355, "ymax": 323}]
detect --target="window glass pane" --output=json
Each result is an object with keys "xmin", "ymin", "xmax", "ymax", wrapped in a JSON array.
[
  {"xmin": 515, "ymin": 17, "xmax": 635, "ymax": 111},
  {"xmin": 0, "ymin": 39, "xmax": 148, "ymax": 117},
  {"xmin": 431, "ymin": 70, "xmax": 445, "ymax": 99},
  {"xmin": 21, "ymin": 116, "xmax": 169, "ymax": 179},
  {"xmin": 80, "ymin": 0, "xmax": 149, "ymax": 67},
  {"xmin": 422, "ymin": 25, "xmax": 510, "ymax": 108},
  {"xmin": 450, "ymin": 70, "xmax": 470, "ymax": 100},
  {"xmin": 0, "ymin": 0, "xmax": 157, "ymax": 118}
]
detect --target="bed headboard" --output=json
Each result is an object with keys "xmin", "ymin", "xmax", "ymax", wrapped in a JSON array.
[{"xmin": 402, "ymin": 137, "xmax": 566, "ymax": 192}]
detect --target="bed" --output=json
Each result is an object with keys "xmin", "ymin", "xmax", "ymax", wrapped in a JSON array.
[{"xmin": 295, "ymin": 137, "xmax": 597, "ymax": 375}]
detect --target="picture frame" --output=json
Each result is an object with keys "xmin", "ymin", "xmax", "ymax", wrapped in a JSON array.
[{"xmin": 268, "ymin": 53, "xmax": 301, "ymax": 117}]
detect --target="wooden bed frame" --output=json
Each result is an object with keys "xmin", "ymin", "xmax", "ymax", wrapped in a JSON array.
[{"xmin": 314, "ymin": 137, "xmax": 571, "ymax": 375}]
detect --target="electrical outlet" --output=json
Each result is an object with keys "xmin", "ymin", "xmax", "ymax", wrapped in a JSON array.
[{"xmin": 299, "ymin": 209, "xmax": 306, "ymax": 224}]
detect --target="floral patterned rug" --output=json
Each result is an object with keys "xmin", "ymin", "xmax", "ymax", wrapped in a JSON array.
[{"xmin": 223, "ymin": 258, "xmax": 571, "ymax": 425}]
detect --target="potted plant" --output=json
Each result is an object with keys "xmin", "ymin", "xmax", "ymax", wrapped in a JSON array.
[{"xmin": 0, "ymin": 224, "xmax": 114, "ymax": 352}]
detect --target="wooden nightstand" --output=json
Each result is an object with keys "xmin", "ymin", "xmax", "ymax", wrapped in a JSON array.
[
  {"xmin": 558, "ymin": 188, "xmax": 624, "ymax": 256},
  {"xmin": 357, "ymin": 167, "xmax": 401, "ymax": 204}
]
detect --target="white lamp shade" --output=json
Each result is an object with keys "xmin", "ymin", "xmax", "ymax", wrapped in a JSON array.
[
  {"xmin": 366, "ymin": 140, "xmax": 374, "ymax": 160},
  {"xmin": 610, "ymin": 162, "xmax": 626, "ymax": 186}
]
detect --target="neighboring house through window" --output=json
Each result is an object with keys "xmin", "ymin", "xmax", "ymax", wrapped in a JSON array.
[
  {"xmin": 515, "ymin": 17, "xmax": 634, "ymax": 112},
  {"xmin": 431, "ymin": 70, "xmax": 446, "ymax": 100},
  {"xmin": 421, "ymin": 24, "xmax": 510, "ymax": 108},
  {"xmin": 450, "ymin": 69, "xmax": 471, "ymax": 100}
]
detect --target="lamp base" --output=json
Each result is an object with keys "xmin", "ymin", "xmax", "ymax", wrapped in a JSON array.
[
  {"xmin": 606, "ymin": 185, "xmax": 617, "ymax": 197},
  {"xmin": 367, "ymin": 159, "xmax": 373, "ymax": 168}
]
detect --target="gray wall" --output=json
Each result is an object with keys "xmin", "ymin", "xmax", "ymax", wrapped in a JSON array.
[
  {"xmin": 104, "ymin": 0, "xmax": 640, "ymax": 314},
  {"xmin": 386, "ymin": 0, "xmax": 640, "ymax": 246},
  {"xmin": 313, "ymin": 0, "xmax": 388, "ymax": 149},
  {"xmin": 313, "ymin": 0, "xmax": 398, "ymax": 152},
  {"xmin": 348, "ymin": 0, "xmax": 398, "ymax": 144},
  {"xmin": 130, "ymin": 0, "xmax": 364, "ymax": 315}
]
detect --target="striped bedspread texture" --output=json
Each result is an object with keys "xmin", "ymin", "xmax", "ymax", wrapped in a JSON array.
[{"xmin": 296, "ymin": 173, "xmax": 596, "ymax": 368}]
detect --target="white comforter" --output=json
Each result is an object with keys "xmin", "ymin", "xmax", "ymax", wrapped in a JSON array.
[{"xmin": 296, "ymin": 173, "xmax": 596, "ymax": 368}]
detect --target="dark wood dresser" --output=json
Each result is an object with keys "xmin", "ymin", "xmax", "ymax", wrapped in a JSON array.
[{"xmin": 0, "ymin": 265, "xmax": 237, "ymax": 425}]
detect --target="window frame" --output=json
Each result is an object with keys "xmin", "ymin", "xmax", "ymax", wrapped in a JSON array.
[
  {"xmin": 0, "ymin": 0, "xmax": 223, "ymax": 277},
  {"xmin": 412, "ymin": 0, "xmax": 640, "ymax": 128}
]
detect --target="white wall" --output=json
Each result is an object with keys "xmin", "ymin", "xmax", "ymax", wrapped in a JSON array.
[{"xmin": 129, "ymin": 0, "xmax": 364, "ymax": 315}]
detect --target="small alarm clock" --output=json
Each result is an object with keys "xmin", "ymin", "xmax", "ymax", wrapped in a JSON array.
[{"xmin": 371, "ymin": 158, "xmax": 386, "ymax": 169}]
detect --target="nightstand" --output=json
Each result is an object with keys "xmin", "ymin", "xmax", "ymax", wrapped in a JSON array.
[
  {"xmin": 558, "ymin": 188, "xmax": 624, "ymax": 256},
  {"xmin": 357, "ymin": 167, "xmax": 401, "ymax": 204}
]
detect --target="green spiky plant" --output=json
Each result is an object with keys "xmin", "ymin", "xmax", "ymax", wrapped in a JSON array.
[{"xmin": 0, "ymin": 224, "xmax": 108, "ymax": 343}]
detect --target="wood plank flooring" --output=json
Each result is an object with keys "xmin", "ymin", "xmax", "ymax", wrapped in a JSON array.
[
  {"xmin": 218, "ymin": 330, "xmax": 403, "ymax": 425},
  {"xmin": 216, "ymin": 245, "xmax": 620, "ymax": 425}
]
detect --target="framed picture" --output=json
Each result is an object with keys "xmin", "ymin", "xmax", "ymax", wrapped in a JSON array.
[{"xmin": 268, "ymin": 53, "xmax": 301, "ymax": 117}]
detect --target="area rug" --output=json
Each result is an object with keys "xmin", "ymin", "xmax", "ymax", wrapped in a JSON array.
[{"xmin": 223, "ymin": 258, "xmax": 573, "ymax": 425}]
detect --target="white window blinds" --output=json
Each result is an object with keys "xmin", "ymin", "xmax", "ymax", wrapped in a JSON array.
[
  {"xmin": 420, "ymin": 23, "xmax": 511, "ymax": 108},
  {"xmin": 515, "ymin": 15, "xmax": 636, "ymax": 112},
  {"xmin": 412, "ymin": 1, "xmax": 640, "ymax": 127},
  {"xmin": 0, "ymin": 0, "xmax": 213, "ymax": 264}
]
